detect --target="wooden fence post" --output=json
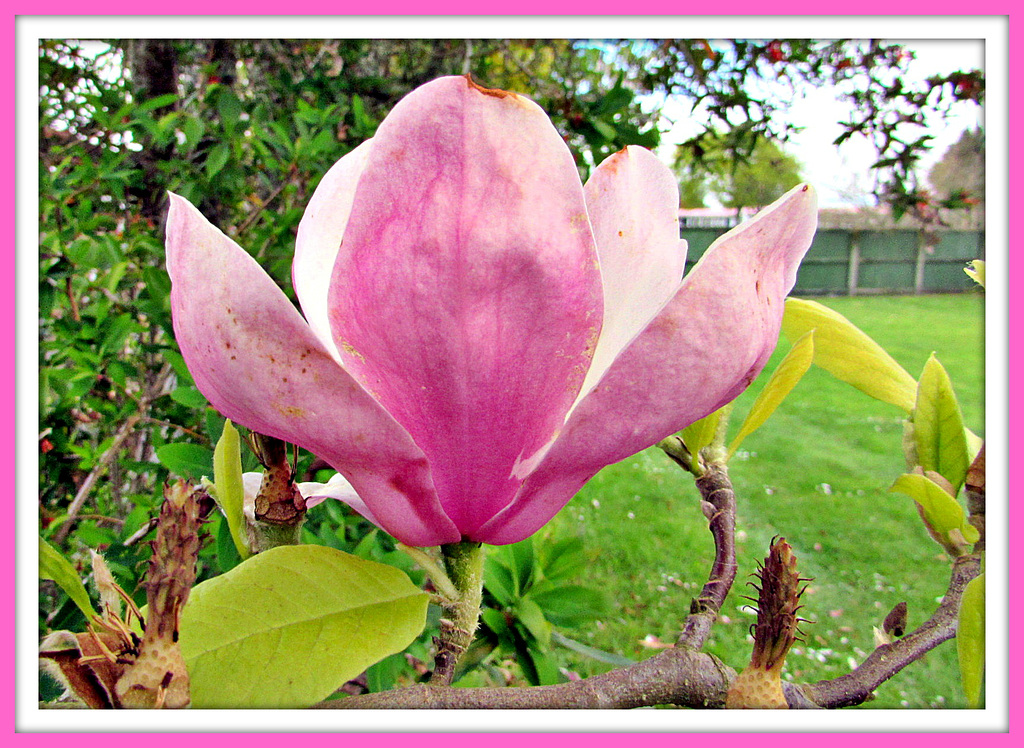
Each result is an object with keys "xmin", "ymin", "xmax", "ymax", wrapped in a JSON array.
[
  {"xmin": 915, "ymin": 231, "xmax": 931, "ymax": 294},
  {"xmin": 847, "ymin": 232, "xmax": 861, "ymax": 296}
]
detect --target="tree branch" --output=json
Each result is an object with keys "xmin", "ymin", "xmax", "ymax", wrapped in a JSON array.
[
  {"xmin": 314, "ymin": 647, "xmax": 735, "ymax": 709},
  {"xmin": 797, "ymin": 553, "xmax": 982, "ymax": 708},
  {"xmin": 677, "ymin": 462, "xmax": 738, "ymax": 650}
]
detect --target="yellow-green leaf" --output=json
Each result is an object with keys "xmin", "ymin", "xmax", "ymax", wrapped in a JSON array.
[
  {"xmin": 965, "ymin": 427, "xmax": 984, "ymax": 462},
  {"xmin": 179, "ymin": 544, "xmax": 428, "ymax": 708},
  {"xmin": 958, "ymin": 573, "xmax": 985, "ymax": 708},
  {"xmin": 681, "ymin": 409, "xmax": 723, "ymax": 461},
  {"xmin": 210, "ymin": 419, "xmax": 249, "ymax": 560},
  {"xmin": 964, "ymin": 259, "xmax": 985, "ymax": 289},
  {"xmin": 890, "ymin": 473, "xmax": 979, "ymax": 551},
  {"xmin": 728, "ymin": 330, "xmax": 814, "ymax": 458},
  {"xmin": 39, "ymin": 538, "xmax": 97, "ymax": 620},
  {"xmin": 782, "ymin": 298, "xmax": 916, "ymax": 412},
  {"xmin": 914, "ymin": 355, "xmax": 971, "ymax": 492}
]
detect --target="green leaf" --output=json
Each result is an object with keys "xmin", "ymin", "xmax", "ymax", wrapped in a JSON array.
[
  {"xmin": 965, "ymin": 428, "xmax": 984, "ymax": 462},
  {"xmin": 363, "ymin": 652, "xmax": 407, "ymax": 694},
  {"xmin": 681, "ymin": 409, "xmax": 721, "ymax": 460},
  {"xmin": 728, "ymin": 330, "xmax": 814, "ymax": 458},
  {"xmin": 530, "ymin": 585, "xmax": 610, "ymax": 628},
  {"xmin": 964, "ymin": 260, "xmax": 985, "ymax": 288},
  {"xmin": 210, "ymin": 420, "xmax": 249, "ymax": 560},
  {"xmin": 179, "ymin": 545, "xmax": 428, "ymax": 708},
  {"xmin": 483, "ymin": 556, "xmax": 516, "ymax": 607},
  {"xmin": 590, "ymin": 117, "xmax": 618, "ymax": 141},
  {"xmin": 889, "ymin": 473, "xmax": 979, "ymax": 550},
  {"xmin": 958, "ymin": 573, "xmax": 985, "ymax": 708},
  {"xmin": 155, "ymin": 442, "xmax": 214, "ymax": 481},
  {"xmin": 136, "ymin": 93, "xmax": 178, "ymax": 113},
  {"xmin": 180, "ymin": 116, "xmax": 204, "ymax": 150},
  {"xmin": 782, "ymin": 298, "xmax": 917, "ymax": 411},
  {"xmin": 205, "ymin": 143, "xmax": 231, "ymax": 178},
  {"xmin": 216, "ymin": 88, "xmax": 242, "ymax": 133},
  {"xmin": 551, "ymin": 630, "xmax": 636, "ymax": 667},
  {"xmin": 520, "ymin": 644, "xmax": 563, "ymax": 686},
  {"xmin": 513, "ymin": 597, "xmax": 552, "ymax": 649},
  {"xmin": 39, "ymin": 538, "xmax": 97, "ymax": 620},
  {"xmin": 480, "ymin": 607, "xmax": 513, "ymax": 643},
  {"xmin": 214, "ymin": 514, "xmax": 242, "ymax": 573},
  {"xmin": 913, "ymin": 355, "xmax": 971, "ymax": 491},
  {"xmin": 537, "ymin": 537, "xmax": 587, "ymax": 582},
  {"xmin": 169, "ymin": 385, "xmax": 208, "ymax": 409},
  {"xmin": 507, "ymin": 537, "xmax": 535, "ymax": 595}
]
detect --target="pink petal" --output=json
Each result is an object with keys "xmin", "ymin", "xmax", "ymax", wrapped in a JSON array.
[
  {"xmin": 576, "ymin": 146, "xmax": 688, "ymax": 403},
  {"xmin": 166, "ymin": 193, "xmax": 460, "ymax": 546},
  {"xmin": 478, "ymin": 184, "xmax": 818, "ymax": 544},
  {"xmin": 240, "ymin": 472, "xmax": 263, "ymax": 521},
  {"xmin": 292, "ymin": 139, "xmax": 374, "ymax": 360},
  {"xmin": 326, "ymin": 76, "xmax": 604, "ymax": 536},
  {"xmin": 300, "ymin": 473, "xmax": 385, "ymax": 530}
]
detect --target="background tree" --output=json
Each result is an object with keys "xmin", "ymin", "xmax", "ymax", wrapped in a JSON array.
[
  {"xmin": 929, "ymin": 127, "xmax": 985, "ymax": 209},
  {"xmin": 675, "ymin": 134, "xmax": 803, "ymax": 211}
]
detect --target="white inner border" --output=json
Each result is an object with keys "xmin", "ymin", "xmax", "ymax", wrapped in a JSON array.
[{"xmin": 18, "ymin": 14, "xmax": 1010, "ymax": 734}]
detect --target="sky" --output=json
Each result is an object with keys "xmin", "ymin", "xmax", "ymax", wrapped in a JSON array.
[{"xmin": 658, "ymin": 39, "xmax": 985, "ymax": 209}]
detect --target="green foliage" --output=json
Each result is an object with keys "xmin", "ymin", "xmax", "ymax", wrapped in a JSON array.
[
  {"xmin": 965, "ymin": 259, "xmax": 986, "ymax": 288},
  {"xmin": 728, "ymin": 330, "xmax": 814, "ymax": 458},
  {"xmin": 643, "ymin": 40, "xmax": 982, "ymax": 213},
  {"xmin": 472, "ymin": 536, "xmax": 611, "ymax": 685},
  {"xmin": 208, "ymin": 420, "xmax": 249, "ymax": 560},
  {"xmin": 680, "ymin": 409, "xmax": 723, "ymax": 465},
  {"xmin": 39, "ymin": 538, "xmax": 98, "ymax": 620},
  {"xmin": 782, "ymin": 298, "xmax": 917, "ymax": 411},
  {"xmin": 957, "ymin": 573, "xmax": 985, "ymax": 708},
  {"xmin": 889, "ymin": 473, "xmax": 978, "ymax": 556},
  {"xmin": 910, "ymin": 355, "xmax": 972, "ymax": 492},
  {"xmin": 179, "ymin": 545, "xmax": 428, "ymax": 708},
  {"xmin": 675, "ymin": 134, "xmax": 803, "ymax": 210}
]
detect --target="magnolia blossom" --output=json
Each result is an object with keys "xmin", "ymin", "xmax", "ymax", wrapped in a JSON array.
[
  {"xmin": 239, "ymin": 472, "xmax": 362, "ymax": 521},
  {"xmin": 167, "ymin": 75, "xmax": 817, "ymax": 547}
]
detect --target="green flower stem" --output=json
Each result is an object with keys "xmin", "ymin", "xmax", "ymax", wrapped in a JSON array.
[
  {"xmin": 246, "ymin": 520, "xmax": 304, "ymax": 553},
  {"xmin": 397, "ymin": 544, "xmax": 460, "ymax": 602},
  {"xmin": 705, "ymin": 401, "xmax": 734, "ymax": 465},
  {"xmin": 430, "ymin": 540, "xmax": 485, "ymax": 685},
  {"xmin": 657, "ymin": 434, "xmax": 700, "ymax": 476}
]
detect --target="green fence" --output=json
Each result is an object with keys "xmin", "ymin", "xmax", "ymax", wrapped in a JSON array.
[{"xmin": 681, "ymin": 227, "xmax": 985, "ymax": 295}]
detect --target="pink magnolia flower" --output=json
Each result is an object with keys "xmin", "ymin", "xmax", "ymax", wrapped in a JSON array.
[{"xmin": 166, "ymin": 76, "xmax": 817, "ymax": 547}]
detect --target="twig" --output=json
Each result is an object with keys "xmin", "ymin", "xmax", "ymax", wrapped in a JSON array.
[
  {"xmin": 139, "ymin": 417, "xmax": 205, "ymax": 441},
  {"xmin": 65, "ymin": 277, "xmax": 81, "ymax": 322},
  {"xmin": 237, "ymin": 170, "xmax": 294, "ymax": 236},
  {"xmin": 798, "ymin": 553, "xmax": 982, "ymax": 708},
  {"xmin": 677, "ymin": 462, "xmax": 738, "ymax": 650},
  {"xmin": 122, "ymin": 517, "xmax": 160, "ymax": 547}
]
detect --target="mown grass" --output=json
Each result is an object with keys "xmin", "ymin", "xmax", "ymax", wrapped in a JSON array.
[{"xmin": 541, "ymin": 292, "xmax": 985, "ymax": 708}]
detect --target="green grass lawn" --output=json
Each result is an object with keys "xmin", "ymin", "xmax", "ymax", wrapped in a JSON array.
[{"xmin": 541, "ymin": 292, "xmax": 986, "ymax": 708}]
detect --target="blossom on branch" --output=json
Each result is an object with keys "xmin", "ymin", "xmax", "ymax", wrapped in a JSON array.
[{"xmin": 166, "ymin": 76, "xmax": 817, "ymax": 547}]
